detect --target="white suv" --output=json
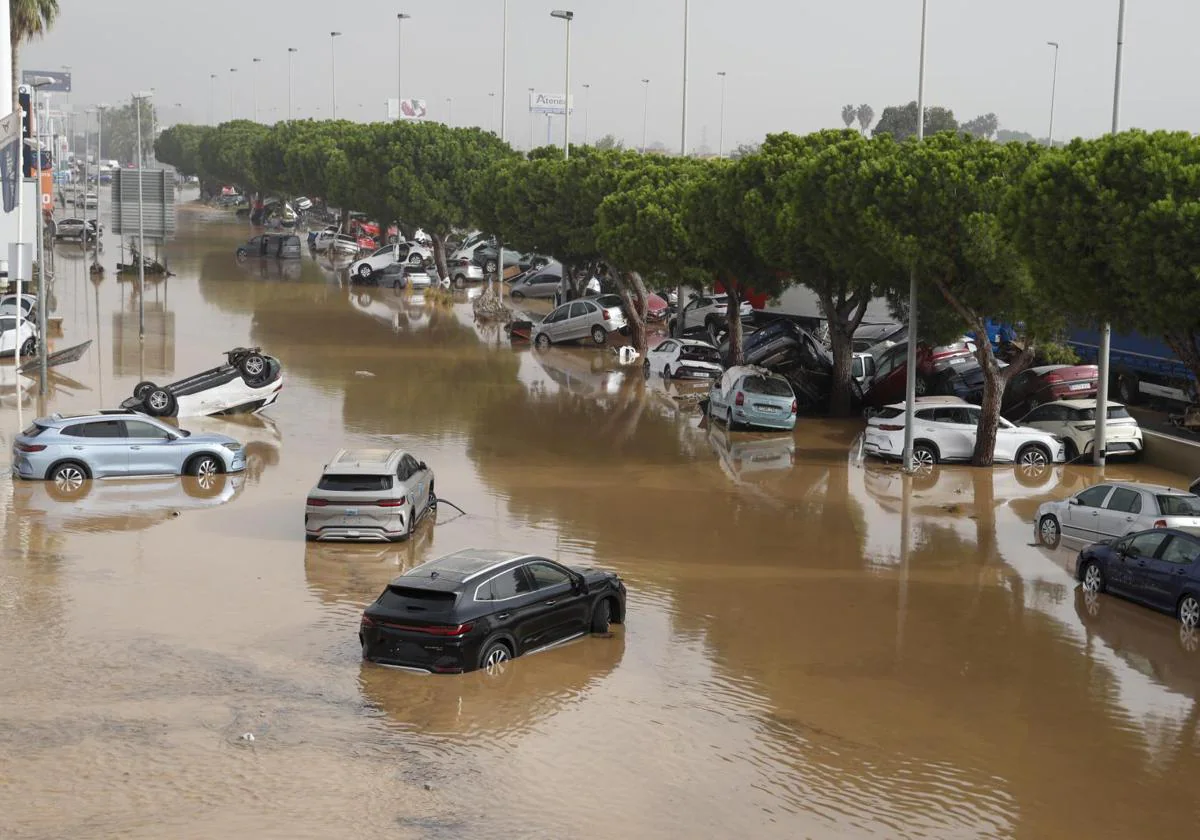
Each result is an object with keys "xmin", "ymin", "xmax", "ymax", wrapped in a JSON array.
[
  {"xmin": 864, "ymin": 398, "xmax": 1066, "ymax": 470},
  {"xmin": 350, "ymin": 241, "xmax": 430, "ymax": 280},
  {"xmin": 1015, "ymin": 399, "xmax": 1143, "ymax": 461},
  {"xmin": 670, "ymin": 293, "xmax": 754, "ymax": 336}
]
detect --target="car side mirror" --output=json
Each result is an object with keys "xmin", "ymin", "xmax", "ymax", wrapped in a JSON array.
[
  {"xmin": 1068, "ymin": 497, "xmax": 1080, "ymax": 506},
  {"xmin": 573, "ymin": 574, "xmax": 589, "ymax": 595},
  {"xmin": 418, "ymin": 461, "xmax": 427, "ymax": 471}
]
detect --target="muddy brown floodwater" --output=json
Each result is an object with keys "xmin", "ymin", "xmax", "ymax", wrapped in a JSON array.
[{"xmin": 2, "ymin": 196, "xmax": 1199, "ymax": 839}]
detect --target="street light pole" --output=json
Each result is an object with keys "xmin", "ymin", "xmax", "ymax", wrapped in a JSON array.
[
  {"xmin": 209, "ymin": 73, "xmax": 217, "ymax": 125},
  {"xmin": 489, "ymin": 92, "xmax": 496, "ymax": 132},
  {"xmin": 528, "ymin": 87, "xmax": 535, "ymax": 149},
  {"xmin": 134, "ymin": 90, "xmax": 153, "ymax": 341},
  {"xmin": 30, "ymin": 77, "xmax": 52, "ymax": 394},
  {"xmin": 640, "ymin": 78, "xmax": 650, "ymax": 153},
  {"xmin": 500, "ymin": 0, "xmax": 508, "ymax": 140},
  {"xmin": 288, "ymin": 48, "xmax": 297, "ymax": 121},
  {"xmin": 1046, "ymin": 41, "xmax": 1059, "ymax": 146},
  {"xmin": 582, "ymin": 83, "xmax": 590, "ymax": 144},
  {"xmin": 330, "ymin": 32, "xmax": 342, "ymax": 118},
  {"xmin": 717, "ymin": 71, "xmax": 727, "ymax": 157},
  {"xmin": 1094, "ymin": 0, "xmax": 1127, "ymax": 468},
  {"xmin": 397, "ymin": 13, "xmax": 410, "ymax": 118},
  {"xmin": 95, "ymin": 103, "xmax": 107, "ymax": 272},
  {"xmin": 901, "ymin": 0, "xmax": 928, "ymax": 473},
  {"xmin": 446, "ymin": 97, "xmax": 453, "ymax": 127},
  {"xmin": 229, "ymin": 68, "xmax": 237, "ymax": 120},
  {"xmin": 550, "ymin": 10, "xmax": 574, "ymax": 159},
  {"xmin": 253, "ymin": 57, "xmax": 261, "ymax": 122},
  {"xmin": 680, "ymin": 0, "xmax": 689, "ymax": 156}
]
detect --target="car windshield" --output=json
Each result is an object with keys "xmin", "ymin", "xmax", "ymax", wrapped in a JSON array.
[
  {"xmin": 1157, "ymin": 494, "xmax": 1200, "ymax": 517},
  {"xmin": 317, "ymin": 474, "xmax": 394, "ymax": 492},
  {"xmin": 742, "ymin": 375, "xmax": 792, "ymax": 397},
  {"xmin": 680, "ymin": 345, "xmax": 720, "ymax": 364},
  {"xmin": 1068, "ymin": 406, "xmax": 1132, "ymax": 421},
  {"xmin": 874, "ymin": 407, "xmax": 905, "ymax": 420}
]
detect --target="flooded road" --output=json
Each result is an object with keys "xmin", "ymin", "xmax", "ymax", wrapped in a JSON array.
[{"xmin": 3, "ymin": 196, "xmax": 1199, "ymax": 838}]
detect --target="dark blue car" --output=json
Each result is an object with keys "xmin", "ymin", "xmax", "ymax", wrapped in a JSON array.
[{"xmin": 1076, "ymin": 527, "xmax": 1200, "ymax": 628}]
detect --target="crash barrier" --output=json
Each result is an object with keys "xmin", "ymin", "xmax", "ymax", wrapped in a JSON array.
[{"xmin": 1142, "ymin": 430, "xmax": 1200, "ymax": 482}]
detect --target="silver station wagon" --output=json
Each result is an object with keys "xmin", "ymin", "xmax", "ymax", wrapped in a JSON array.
[{"xmin": 305, "ymin": 448, "xmax": 436, "ymax": 542}]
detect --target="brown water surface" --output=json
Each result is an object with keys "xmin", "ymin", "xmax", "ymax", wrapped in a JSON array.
[{"xmin": 2, "ymin": 197, "xmax": 1199, "ymax": 838}]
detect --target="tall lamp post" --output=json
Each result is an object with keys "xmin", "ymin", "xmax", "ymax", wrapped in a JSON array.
[
  {"xmin": 209, "ymin": 73, "xmax": 217, "ymax": 125},
  {"xmin": 397, "ymin": 13, "xmax": 411, "ymax": 117},
  {"xmin": 717, "ymin": 71, "xmax": 727, "ymax": 157},
  {"xmin": 500, "ymin": 1, "xmax": 509, "ymax": 140},
  {"xmin": 29, "ymin": 76, "xmax": 53, "ymax": 393},
  {"xmin": 1046, "ymin": 41, "xmax": 1060, "ymax": 146},
  {"xmin": 550, "ymin": 10, "xmax": 574, "ymax": 159},
  {"xmin": 94, "ymin": 102, "xmax": 107, "ymax": 273},
  {"xmin": 133, "ymin": 90, "xmax": 153, "ymax": 341},
  {"xmin": 252, "ymin": 57, "xmax": 262, "ymax": 122},
  {"xmin": 446, "ymin": 97, "xmax": 453, "ymax": 127},
  {"xmin": 489, "ymin": 92, "xmax": 496, "ymax": 132},
  {"xmin": 1094, "ymin": 1, "xmax": 1127, "ymax": 467},
  {"xmin": 640, "ymin": 78, "xmax": 650, "ymax": 153},
  {"xmin": 528, "ymin": 87, "xmax": 535, "ymax": 149},
  {"xmin": 287, "ymin": 48, "xmax": 298, "ymax": 121},
  {"xmin": 680, "ymin": 0, "xmax": 689, "ymax": 156},
  {"xmin": 581, "ymin": 83, "xmax": 590, "ymax": 144},
  {"xmin": 330, "ymin": 32, "xmax": 342, "ymax": 118},
  {"xmin": 901, "ymin": 0, "xmax": 929, "ymax": 473},
  {"xmin": 229, "ymin": 68, "xmax": 237, "ymax": 120}
]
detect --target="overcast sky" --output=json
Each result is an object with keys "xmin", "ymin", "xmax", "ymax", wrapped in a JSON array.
[{"xmin": 21, "ymin": 1, "xmax": 1200, "ymax": 150}]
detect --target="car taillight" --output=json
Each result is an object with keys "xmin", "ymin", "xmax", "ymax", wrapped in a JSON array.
[
  {"xmin": 360, "ymin": 615, "xmax": 375, "ymax": 627},
  {"xmin": 791, "ymin": 400, "xmax": 797, "ymax": 415},
  {"xmin": 379, "ymin": 622, "xmax": 474, "ymax": 636},
  {"xmin": 306, "ymin": 497, "xmax": 329, "ymax": 507},
  {"xmin": 735, "ymin": 392, "xmax": 744, "ymax": 406},
  {"xmin": 15, "ymin": 442, "xmax": 45, "ymax": 452},
  {"xmin": 602, "ymin": 309, "xmax": 610, "ymax": 320},
  {"xmin": 1073, "ymin": 424, "xmax": 1095, "ymax": 431},
  {"xmin": 375, "ymin": 499, "xmax": 405, "ymax": 507},
  {"xmin": 878, "ymin": 424, "xmax": 904, "ymax": 431},
  {"xmin": 1154, "ymin": 519, "xmax": 1167, "ymax": 528}
]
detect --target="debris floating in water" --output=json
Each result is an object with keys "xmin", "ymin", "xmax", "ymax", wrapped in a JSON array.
[
  {"xmin": 240, "ymin": 732, "xmax": 255, "ymax": 742},
  {"xmin": 354, "ymin": 370, "xmax": 376, "ymax": 378}
]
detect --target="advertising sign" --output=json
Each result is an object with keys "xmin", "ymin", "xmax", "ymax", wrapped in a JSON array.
[
  {"xmin": 20, "ymin": 70, "xmax": 71, "ymax": 92},
  {"xmin": 388, "ymin": 98, "xmax": 428, "ymax": 120},
  {"xmin": 529, "ymin": 92, "xmax": 574, "ymax": 115},
  {"xmin": 40, "ymin": 170, "xmax": 54, "ymax": 212}
]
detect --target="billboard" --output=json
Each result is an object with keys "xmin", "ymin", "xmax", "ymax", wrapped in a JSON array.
[
  {"xmin": 387, "ymin": 98, "xmax": 427, "ymax": 120},
  {"xmin": 529, "ymin": 92, "xmax": 574, "ymax": 115},
  {"xmin": 20, "ymin": 70, "xmax": 71, "ymax": 92}
]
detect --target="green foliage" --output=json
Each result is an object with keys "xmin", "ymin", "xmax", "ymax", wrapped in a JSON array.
[
  {"xmin": 872, "ymin": 101, "xmax": 958, "ymax": 141},
  {"xmin": 100, "ymin": 99, "xmax": 158, "ymax": 165},
  {"xmin": 10, "ymin": 0, "xmax": 59, "ymax": 105},
  {"xmin": 1007, "ymin": 130, "xmax": 1200, "ymax": 378},
  {"xmin": 592, "ymin": 134, "xmax": 624, "ymax": 151},
  {"xmin": 198, "ymin": 120, "xmax": 271, "ymax": 193},
  {"xmin": 961, "ymin": 113, "xmax": 999, "ymax": 140},
  {"xmin": 841, "ymin": 104, "xmax": 857, "ymax": 129},
  {"xmin": 155, "ymin": 124, "xmax": 213, "ymax": 178},
  {"xmin": 856, "ymin": 104, "xmax": 875, "ymax": 135}
]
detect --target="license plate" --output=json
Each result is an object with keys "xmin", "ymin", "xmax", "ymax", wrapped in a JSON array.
[
  {"xmin": 1069, "ymin": 383, "xmax": 1091, "ymax": 391},
  {"xmin": 756, "ymin": 404, "xmax": 779, "ymax": 412},
  {"xmin": 344, "ymin": 508, "xmax": 359, "ymax": 516}
]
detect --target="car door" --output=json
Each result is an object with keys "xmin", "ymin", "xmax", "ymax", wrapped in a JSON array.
[
  {"xmin": 399, "ymin": 454, "xmax": 429, "ymax": 512},
  {"xmin": 520, "ymin": 560, "xmax": 590, "ymax": 646},
  {"xmin": 58, "ymin": 420, "xmax": 130, "ymax": 477},
  {"xmin": 1139, "ymin": 534, "xmax": 1199, "ymax": 611},
  {"xmin": 869, "ymin": 344, "xmax": 908, "ymax": 406},
  {"xmin": 929, "ymin": 406, "xmax": 976, "ymax": 461},
  {"xmin": 1004, "ymin": 370, "xmax": 1035, "ymax": 414},
  {"xmin": 1062, "ymin": 484, "xmax": 1115, "ymax": 541},
  {"xmin": 652, "ymin": 340, "xmax": 676, "ymax": 373},
  {"xmin": 534, "ymin": 269, "xmax": 562, "ymax": 297},
  {"xmin": 122, "ymin": 419, "xmax": 181, "ymax": 476},
  {"xmin": 1097, "ymin": 486, "xmax": 1144, "ymax": 539},
  {"xmin": 566, "ymin": 302, "xmax": 592, "ymax": 341},
  {"xmin": 541, "ymin": 304, "xmax": 570, "ymax": 341},
  {"xmin": 1109, "ymin": 530, "xmax": 1171, "ymax": 600},
  {"xmin": 476, "ymin": 566, "xmax": 544, "ymax": 651}
]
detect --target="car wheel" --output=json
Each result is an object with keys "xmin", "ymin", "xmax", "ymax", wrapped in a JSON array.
[
  {"xmin": 510, "ymin": 290, "xmax": 524, "ymax": 300},
  {"xmin": 1179, "ymin": 594, "xmax": 1200, "ymax": 628},
  {"xmin": 727, "ymin": 408, "xmax": 739, "ymax": 431},
  {"xmin": 663, "ymin": 364, "xmax": 673, "ymax": 379},
  {"xmin": 535, "ymin": 333, "xmax": 551, "ymax": 350},
  {"xmin": 236, "ymin": 248, "xmax": 247, "ymax": 259},
  {"xmin": 409, "ymin": 252, "xmax": 423, "ymax": 265},
  {"xmin": 144, "ymin": 388, "xmax": 177, "ymax": 417},
  {"xmin": 911, "ymin": 443, "xmax": 938, "ymax": 469},
  {"xmin": 915, "ymin": 378, "xmax": 928, "ymax": 396},
  {"xmin": 1038, "ymin": 515, "xmax": 1061, "ymax": 549},
  {"xmin": 1118, "ymin": 373, "xmax": 1140, "ymax": 405},
  {"xmin": 590, "ymin": 599, "xmax": 612, "ymax": 634},
  {"xmin": 357, "ymin": 264, "xmax": 373, "ymax": 280},
  {"xmin": 133, "ymin": 380, "xmax": 158, "ymax": 400},
  {"xmin": 187, "ymin": 454, "xmax": 222, "ymax": 485},
  {"xmin": 1063, "ymin": 438, "xmax": 1079, "ymax": 462},
  {"xmin": 642, "ymin": 359, "xmax": 650, "ymax": 380},
  {"xmin": 590, "ymin": 325, "xmax": 607, "ymax": 346},
  {"xmin": 485, "ymin": 259, "xmax": 498, "ymax": 274},
  {"xmin": 18, "ymin": 337, "xmax": 36, "ymax": 357},
  {"xmin": 47, "ymin": 462, "xmax": 89, "ymax": 499},
  {"xmin": 1081, "ymin": 560, "xmax": 1105, "ymax": 594},
  {"xmin": 1016, "ymin": 444, "xmax": 1050, "ymax": 470},
  {"xmin": 531, "ymin": 257, "xmax": 548, "ymax": 270},
  {"xmin": 479, "ymin": 640, "xmax": 512, "ymax": 674},
  {"xmin": 454, "ymin": 274, "xmax": 465, "ymax": 289}
]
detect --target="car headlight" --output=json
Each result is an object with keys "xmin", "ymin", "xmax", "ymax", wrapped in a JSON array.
[{"xmin": 221, "ymin": 442, "xmax": 243, "ymax": 452}]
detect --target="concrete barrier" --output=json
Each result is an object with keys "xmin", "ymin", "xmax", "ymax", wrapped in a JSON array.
[{"xmin": 1143, "ymin": 430, "xmax": 1200, "ymax": 481}]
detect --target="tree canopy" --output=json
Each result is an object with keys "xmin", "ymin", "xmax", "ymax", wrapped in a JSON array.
[{"xmin": 871, "ymin": 101, "xmax": 958, "ymax": 141}]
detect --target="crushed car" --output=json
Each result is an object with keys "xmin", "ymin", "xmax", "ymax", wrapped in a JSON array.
[{"xmin": 120, "ymin": 347, "xmax": 283, "ymax": 418}]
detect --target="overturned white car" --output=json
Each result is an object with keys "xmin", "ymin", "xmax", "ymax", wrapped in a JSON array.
[{"xmin": 120, "ymin": 347, "xmax": 284, "ymax": 418}]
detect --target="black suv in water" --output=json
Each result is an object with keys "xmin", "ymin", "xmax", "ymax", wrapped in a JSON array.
[{"xmin": 360, "ymin": 548, "xmax": 626, "ymax": 673}]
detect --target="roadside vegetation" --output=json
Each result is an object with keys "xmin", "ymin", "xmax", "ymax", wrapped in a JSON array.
[{"xmin": 156, "ymin": 120, "xmax": 1200, "ymax": 466}]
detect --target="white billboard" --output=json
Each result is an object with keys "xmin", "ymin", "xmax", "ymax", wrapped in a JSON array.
[
  {"xmin": 388, "ymin": 98, "xmax": 428, "ymax": 120},
  {"xmin": 529, "ymin": 92, "xmax": 574, "ymax": 115}
]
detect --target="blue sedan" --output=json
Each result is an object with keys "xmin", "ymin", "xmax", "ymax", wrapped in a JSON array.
[{"xmin": 1076, "ymin": 527, "xmax": 1200, "ymax": 628}]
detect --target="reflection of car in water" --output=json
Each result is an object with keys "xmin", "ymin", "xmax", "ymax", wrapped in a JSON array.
[
  {"xmin": 707, "ymin": 423, "xmax": 796, "ymax": 480},
  {"xmin": 11, "ymin": 472, "xmax": 245, "ymax": 530},
  {"xmin": 303, "ymin": 526, "xmax": 437, "ymax": 607},
  {"xmin": 349, "ymin": 289, "xmax": 432, "ymax": 333},
  {"xmin": 1075, "ymin": 527, "xmax": 1200, "ymax": 628},
  {"xmin": 526, "ymin": 348, "xmax": 625, "ymax": 398},
  {"xmin": 119, "ymin": 347, "xmax": 284, "ymax": 418},
  {"xmin": 180, "ymin": 414, "xmax": 281, "ymax": 482},
  {"xmin": 360, "ymin": 548, "xmax": 626, "ymax": 673}
]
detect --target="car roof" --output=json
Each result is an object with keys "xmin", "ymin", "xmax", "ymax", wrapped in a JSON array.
[
  {"xmin": 675, "ymin": 338, "xmax": 717, "ymax": 348},
  {"xmin": 34, "ymin": 409, "xmax": 144, "ymax": 426},
  {"xmin": 399, "ymin": 548, "xmax": 537, "ymax": 584},
  {"xmin": 324, "ymin": 448, "xmax": 407, "ymax": 474},
  {"xmin": 1041, "ymin": 399, "xmax": 1125, "ymax": 409},
  {"xmin": 1096, "ymin": 481, "xmax": 1193, "ymax": 496},
  {"xmin": 883, "ymin": 396, "xmax": 969, "ymax": 410},
  {"xmin": 1028, "ymin": 365, "xmax": 1067, "ymax": 375}
]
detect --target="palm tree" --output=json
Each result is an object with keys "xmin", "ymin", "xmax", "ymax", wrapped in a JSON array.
[
  {"xmin": 856, "ymin": 103, "xmax": 874, "ymax": 135},
  {"xmin": 840, "ymin": 103, "xmax": 856, "ymax": 129},
  {"xmin": 10, "ymin": 0, "xmax": 60, "ymax": 109}
]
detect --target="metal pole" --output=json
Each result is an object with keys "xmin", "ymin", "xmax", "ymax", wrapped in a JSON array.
[
  {"xmin": 209, "ymin": 74, "xmax": 216, "ymax": 125},
  {"xmin": 1046, "ymin": 42, "xmax": 1059, "ymax": 146},
  {"xmin": 253, "ymin": 58, "xmax": 261, "ymax": 122},
  {"xmin": 528, "ymin": 87, "xmax": 535, "ymax": 149},
  {"xmin": 35, "ymin": 89, "xmax": 47, "ymax": 394},
  {"xmin": 229, "ymin": 68, "xmax": 236, "ymax": 120},
  {"xmin": 717, "ymin": 71, "xmax": 727, "ymax": 157},
  {"xmin": 563, "ymin": 16, "xmax": 571, "ymax": 158},
  {"xmin": 500, "ymin": 1, "xmax": 508, "ymax": 140},
  {"xmin": 582, "ymin": 83, "xmax": 590, "ymax": 144},
  {"xmin": 288, "ymin": 49, "xmax": 297, "ymax": 122},
  {"xmin": 1095, "ymin": 0, "xmax": 1126, "ymax": 468},
  {"xmin": 680, "ymin": 0, "xmax": 689, "ymax": 156},
  {"xmin": 901, "ymin": 0, "xmax": 928, "ymax": 473},
  {"xmin": 641, "ymin": 79, "xmax": 650, "ymax": 153},
  {"xmin": 15, "ymin": 101, "xmax": 24, "ymax": 404},
  {"xmin": 95, "ymin": 105, "xmax": 104, "ymax": 270},
  {"xmin": 331, "ymin": 32, "xmax": 342, "ymax": 119},
  {"xmin": 136, "ymin": 94, "xmax": 146, "ymax": 341},
  {"xmin": 447, "ymin": 98, "xmax": 453, "ymax": 127}
]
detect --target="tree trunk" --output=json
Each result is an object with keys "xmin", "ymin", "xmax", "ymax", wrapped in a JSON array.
[
  {"xmin": 723, "ymin": 275, "xmax": 744, "ymax": 366},
  {"xmin": 816, "ymin": 291, "xmax": 869, "ymax": 417},
  {"xmin": 612, "ymin": 266, "xmax": 648, "ymax": 353},
  {"xmin": 970, "ymin": 331, "xmax": 1036, "ymax": 466},
  {"xmin": 431, "ymin": 234, "xmax": 449, "ymax": 282}
]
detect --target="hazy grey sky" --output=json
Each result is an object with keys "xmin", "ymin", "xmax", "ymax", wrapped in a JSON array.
[{"xmin": 22, "ymin": 1, "xmax": 1200, "ymax": 150}]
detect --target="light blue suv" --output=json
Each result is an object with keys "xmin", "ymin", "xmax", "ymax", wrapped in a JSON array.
[{"xmin": 11, "ymin": 410, "xmax": 246, "ymax": 496}]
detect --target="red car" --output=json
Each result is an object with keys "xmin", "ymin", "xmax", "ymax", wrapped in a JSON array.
[
  {"xmin": 1002, "ymin": 364, "xmax": 1099, "ymax": 418},
  {"xmin": 645, "ymin": 293, "xmax": 668, "ymax": 322},
  {"xmin": 863, "ymin": 339, "xmax": 977, "ymax": 409}
]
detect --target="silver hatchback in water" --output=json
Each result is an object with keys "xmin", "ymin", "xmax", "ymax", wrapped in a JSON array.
[{"xmin": 305, "ymin": 448, "xmax": 436, "ymax": 542}]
